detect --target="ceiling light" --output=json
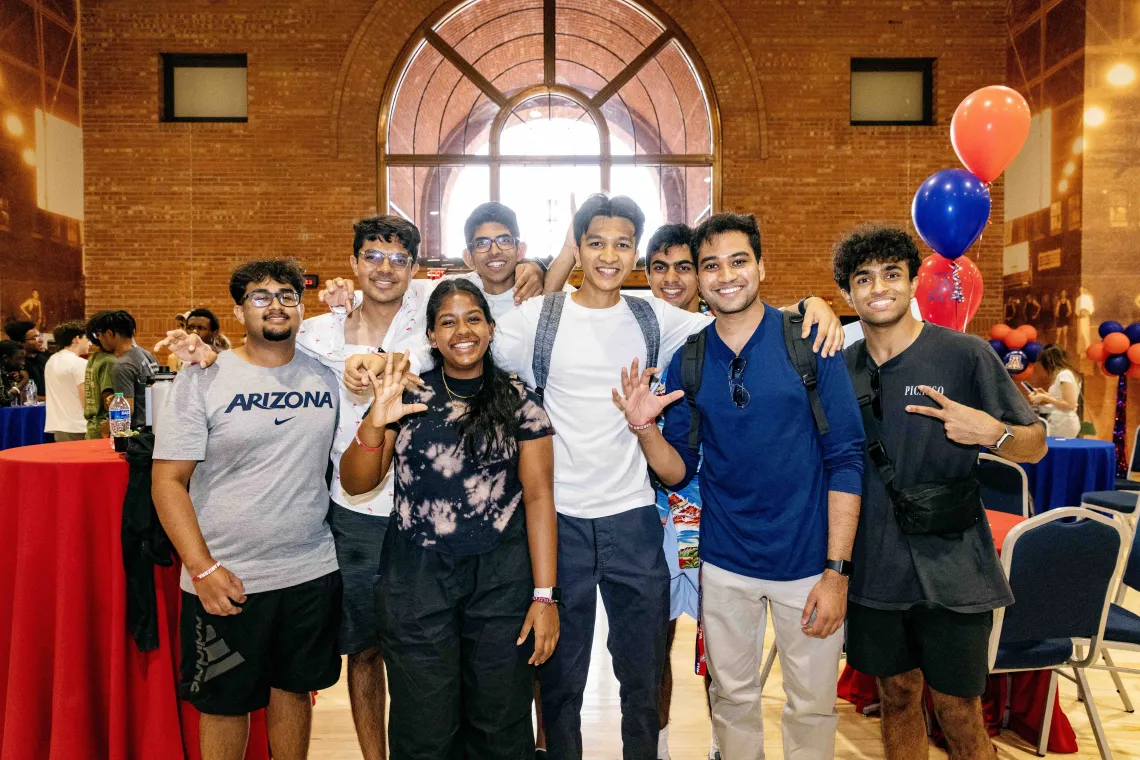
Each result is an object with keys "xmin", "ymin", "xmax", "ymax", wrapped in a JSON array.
[
  {"xmin": 529, "ymin": 109, "xmax": 543, "ymax": 118},
  {"xmin": 1072, "ymin": 137, "xmax": 1084, "ymax": 154},
  {"xmin": 4, "ymin": 113, "xmax": 23, "ymax": 136},
  {"xmin": 1107, "ymin": 62, "xmax": 1136, "ymax": 87},
  {"xmin": 1063, "ymin": 161, "xmax": 1075, "ymax": 176},
  {"xmin": 1085, "ymin": 106, "xmax": 1107, "ymax": 127},
  {"xmin": 22, "ymin": 148, "xmax": 35, "ymax": 166},
  {"xmin": 1058, "ymin": 178, "xmax": 1069, "ymax": 193},
  {"xmin": 429, "ymin": 210, "xmax": 439, "ymax": 216}
]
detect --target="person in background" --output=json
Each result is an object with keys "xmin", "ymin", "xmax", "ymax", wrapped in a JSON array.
[
  {"xmin": 84, "ymin": 313, "xmax": 119, "ymax": 438},
  {"xmin": 642, "ymin": 222, "xmax": 718, "ymax": 760},
  {"xmin": 1028, "ymin": 344, "xmax": 1081, "ymax": 438},
  {"xmin": 0, "ymin": 340, "xmax": 28, "ymax": 406},
  {"xmin": 4, "ymin": 320, "xmax": 47, "ymax": 401},
  {"xmin": 95, "ymin": 310, "xmax": 158, "ymax": 430},
  {"xmin": 341, "ymin": 279, "xmax": 559, "ymax": 759},
  {"xmin": 187, "ymin": 309, "xmax": 231, "ymax": 352},
  {"xmin": 44, "ymin": 321, "xmax": 90, "ymax": 441}
]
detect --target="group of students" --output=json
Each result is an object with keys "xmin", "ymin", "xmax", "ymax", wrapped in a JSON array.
[{"xmin": 152, "ymin": 194, "xmax": 1048, "ymax": 760}]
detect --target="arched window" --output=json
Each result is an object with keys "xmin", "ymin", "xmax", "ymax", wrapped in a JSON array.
[{"xmin": 379, "ymin": 0, "xmax": 720, "ymax": 262}]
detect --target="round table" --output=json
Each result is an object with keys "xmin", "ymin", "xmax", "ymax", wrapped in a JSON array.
[
  {"xmin": 1021, "ymin": 438, "xmax": 1117, "ymax": 512},
  {"xmin": 0, "ymin": 405, "xmax": 47, "ymax": 450},
  {"xmin": 0, "ymin": 440, "xmax": 268, "ymax": 760}
]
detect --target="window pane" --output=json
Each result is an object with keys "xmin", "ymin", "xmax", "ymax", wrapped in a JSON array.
[
  {"xmin": 389, "ymin": 165, "xmax": 489, "ymax": 261},
  {"xmin": 500, "ymin": 164, "xmax": 602, "ymax": 258},
  {"xmin": 500, "ymin": 94, "xmax": 600, "ymax": 156},
  {"xmin": 850, "ymin": 70, "xmax": 926, "ymax": 123}
]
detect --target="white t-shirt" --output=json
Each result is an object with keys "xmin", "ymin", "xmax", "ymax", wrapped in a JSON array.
[
  {"xmin": 1041, "ymin": 368, "xmax": 1081, "ymax": 438},
  {"xmin": 297, "ymin": 285, "xmax": 430, "ymax": 516},
  {"xmin": 44, "ymin": 350, "xmax": 87, "ymax": 434},
  {"xmin": 492, "ymin": 294, "xmax": 713, "ymax": 519}
]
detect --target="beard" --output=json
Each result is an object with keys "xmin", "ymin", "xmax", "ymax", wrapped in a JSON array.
[{"xmin": 261, "ymin": 325, "xmax": 293, "ymax": 342}]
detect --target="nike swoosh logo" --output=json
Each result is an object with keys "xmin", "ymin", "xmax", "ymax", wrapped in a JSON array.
[{"xmin": 274, "ymin": 417, "xmax": 295, "ymax": 425}]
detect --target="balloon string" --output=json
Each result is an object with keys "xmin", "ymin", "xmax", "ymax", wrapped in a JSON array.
[{"xmin": 951, "ymin": 261, "xmax": 964, "ymax": 303}]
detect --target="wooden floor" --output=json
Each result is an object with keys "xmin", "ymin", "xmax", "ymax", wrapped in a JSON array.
[{"xmin": 311, "ymin": 593, "xmax": 1140, "ymax": 759}]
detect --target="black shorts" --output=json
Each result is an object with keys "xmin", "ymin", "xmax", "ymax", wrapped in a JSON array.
[
  {"xmin": 846, "ymin": 601, "xmax": 993, "ymax": 698},
  {"xmin": 179, "ymin": 571, "xmax": 344, "ymax": 715}
]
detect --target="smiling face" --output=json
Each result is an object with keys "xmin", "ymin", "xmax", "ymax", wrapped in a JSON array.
[
  {"xmin": 428, "ymin": 291, "xmax": 494, "ymax": 376},
  {"xmin": 578, "ymin": 216, "xmax": 638, "ymax": 295},
  {"xmin": 233, "ymin": 277, "xmax": 303, "ymax": 344},
  {"xmin": 351, "ymin": 237, "xmax": 418, "ymax": 306},
  {"xmin": 841, "ymin": 259, "xmax": 916, "ymax": 327},
  {"xmin": 647, "ymin": 244, "xmax": 699, "ymax": 310},
  {"xmin": 696, "ymin": 230, "xmax": 764, "ymax": 316},
  {"xmin": 463, "ymin": 221, "xmax": 525, "ymax": 290}
]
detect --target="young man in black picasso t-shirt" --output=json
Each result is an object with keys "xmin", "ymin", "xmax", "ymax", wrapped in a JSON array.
[{"xmin": 833, "ymin": 226, "xmax": 1047, "ymax": 760}]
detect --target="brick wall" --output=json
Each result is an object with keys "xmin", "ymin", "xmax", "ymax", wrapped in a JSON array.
[{"xmin": 82, "ymin": 0, "xmax": 1008, "ymax": 346}]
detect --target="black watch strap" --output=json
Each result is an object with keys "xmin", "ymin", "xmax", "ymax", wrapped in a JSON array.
[
  {"xmin": 825, "ymin": 559, "xmax": 852, "ymax": 577},
  {"xmin": 798, "ymin": 296, "xmax": 814, "ymax": 316}
]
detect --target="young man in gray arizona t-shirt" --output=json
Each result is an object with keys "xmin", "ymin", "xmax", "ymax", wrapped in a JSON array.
[
  {"xmin": 834, "ymin": 227, "xmax": 1046, "ymax": 760},
  {"xmin": 153, "ymin": 259, "xmax": 342, "ymax": 760}
]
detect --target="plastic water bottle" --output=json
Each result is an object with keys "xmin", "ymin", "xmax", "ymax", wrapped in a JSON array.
[
  {"xmin": 22, "ymin": 380, "xmax": 37, "ymax": 406},
  {"xmin": 109, "ymin": 393, "xmax": 132, "ymax": 447}
]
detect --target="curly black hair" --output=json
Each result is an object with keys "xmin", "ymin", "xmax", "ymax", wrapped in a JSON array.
[
  {"xmin": 832, "ymin": 224, "xmax": 921, "ymax": 292},
  {"xmin": 644, "ymin": 223, "xmax": 694, "ymax": 272},
  {"xmin": 229, "ymin": 259, "xmax": 306, "ymax": 305}
]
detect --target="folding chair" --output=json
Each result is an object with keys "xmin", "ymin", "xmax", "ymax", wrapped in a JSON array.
[{"xmin": 978, "ymin": 452, "xmax": 1032, "ymax": 517}]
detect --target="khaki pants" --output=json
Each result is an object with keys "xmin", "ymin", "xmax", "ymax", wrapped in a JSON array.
[
  {"xmin": 51, "ymin": 431, "xmax": 86, "ymax": 442},
  {"xmin": 701, "ymin": 562, "xmax": 843, "ymax": 760}
]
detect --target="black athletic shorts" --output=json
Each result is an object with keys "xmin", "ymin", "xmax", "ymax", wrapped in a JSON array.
[
  {"xmin": 179, "ymin": 571, "xmax": 343, "ymax": 715},
  {"xmin": 846, "ymin": 601, "xmax": 993, "ymax": 698}
]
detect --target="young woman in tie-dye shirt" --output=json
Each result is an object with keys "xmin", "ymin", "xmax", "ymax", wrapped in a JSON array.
[{"xmin": 341, "ymin": 278, "xmax": 557, "ymax": 759}]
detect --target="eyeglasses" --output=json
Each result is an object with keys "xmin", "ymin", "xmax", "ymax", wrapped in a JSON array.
[
  {"xmin": 242, "ymin": 290, "xmax": 301, "ymax": 308},
  {"xmin": 469, "ymin": 234, "xmax": 517, "ymax": 254},
  {"xmin": 358, "ymin": 250, "xmax": 413, "ymax": 270},
  {"xmin": 729, "ymin": 356, "xmax": 749, "ymax": 408},
  {"xmin": 870, "ymin": 367, "xmax": 882, "ymax": 420}
]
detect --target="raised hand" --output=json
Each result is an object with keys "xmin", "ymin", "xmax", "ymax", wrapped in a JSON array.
[
  {"xmin": 319, "ymin": 277, "xmax": 356, "ymax": 313},
  {"xmin": 157, "ymin": 330, "xmax": 219, "ymax": 369},
  {"xmin": 363, "ymin": 350, "xmax": 428, "ymax": 429},
  {"xmin": 611, "ymin": 357, "xmax": 684, "ymax": 427},
  {"xmin": 905, "ymin": 385, "xmax": 1005, "ymax": 447},
  {"xmin": 801, "ymin": 297, "xmax": 845, "ymax": 357},
  {"xmin": 345, "ymin": 352, "xmax": 389, "ymax": 395}
]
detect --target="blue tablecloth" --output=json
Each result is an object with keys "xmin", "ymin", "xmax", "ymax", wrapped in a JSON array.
[
  {"xmin": 0, "ymin": 405, "xmax": 48, "ymax": 450},
  {"xmin": 1021, "ymin": 437, "xmax": 1117, "ymax": 512}
]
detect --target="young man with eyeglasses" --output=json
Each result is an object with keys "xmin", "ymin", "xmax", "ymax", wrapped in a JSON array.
[
  {"xmin": 832, "ymin": 226, "xmax": 1046, "ymax": 760},
  {"xmin": 615, "ymin": 212, "xmax": 864, "ymax": 760},
  {"xmin": 153, "ymin": 259, "xmax": 342, "ymax": 760}
]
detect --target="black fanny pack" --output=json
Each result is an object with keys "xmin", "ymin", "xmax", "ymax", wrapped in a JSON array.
[{"xmin": 853, "ymin": 345, "xmax": 982, "ymax": 537}]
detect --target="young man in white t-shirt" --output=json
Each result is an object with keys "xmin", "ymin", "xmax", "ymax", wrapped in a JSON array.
[
  {"xmin": 348, "ymin": 194, "xmax": 843, "ymax": 760},
  {"xmin": 43, "ymin": 321, "xmax": 89, "ymax": 441}
]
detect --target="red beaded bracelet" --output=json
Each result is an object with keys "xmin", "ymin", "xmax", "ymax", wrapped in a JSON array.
[{"xmin": 355, "ymin": 430, "xmax": 384, "ymax": 453}]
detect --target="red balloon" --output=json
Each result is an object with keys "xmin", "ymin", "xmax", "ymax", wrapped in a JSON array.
[
  {"xmin": 1013, "ymin": 367, "xmax": 1034, "ymax": 381},
  {"xmin": 990, "ymin": 324, "xmax": 1012, "ymax": 341},
  {"xmin": 1004, "ymin": 330, "xmax": 1028, "ymax": 350},
  {"xmin": 950, "ymin": 86, "xmax": 1032, "ymax": 183},
  {"xmin": 1017, "ymin": 324, "xmax": 1038, "ymax": 342},
  {"xmin": 1087, "ymin": 342, "xmax": 1108, "ymax": 363},
  {"xmin": 1104, "ymin": 332, "xmax": 1131, "ymax": 355},
  {"xmin": 1128, "ymin": 364, "xmax": 1140, "ymax": 379},
  {"xmin": 1129, "ymin": 344, "xmax": 1140, "ymax": 364},
  {"xmin": 914, "ymin": 254, "xmax": 983, "ymax": 332}
]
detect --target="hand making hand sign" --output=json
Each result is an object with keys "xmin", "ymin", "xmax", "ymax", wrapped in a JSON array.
[
  {"xmin": 611, "ymin": 357, "xmax": 684, "ymax": 428},
  {"xmin": 905, "ymin": 384, "xmax": 1005, "ymax": 447},
  {"xmin": 360, "ymin": 349, "xmax": 428, "ymax": 432}
]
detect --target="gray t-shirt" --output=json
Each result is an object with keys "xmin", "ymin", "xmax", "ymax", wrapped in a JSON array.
[
  {"xmin": 153, "ymin": 349, "xmax": 341, "ymax": 594},
  {"xmin": 112, "ymin": 346, "xmax": 159, "ymax": 429},
  {"xmin": 843, "ymin": 323, "xmax": 1042, "ymax": 613}
]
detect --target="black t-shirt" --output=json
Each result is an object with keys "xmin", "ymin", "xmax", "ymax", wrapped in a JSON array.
[
  {"xmin": 391, "ymin": 369, "xmax": 554, "ymax": 556},
  {"xmin": 843, "ymin": 323, "xmax": 1041, "ymax": 613},
  {"xmin": 24, "ymin": 352, "xmax": 47, "ymax": 397}
]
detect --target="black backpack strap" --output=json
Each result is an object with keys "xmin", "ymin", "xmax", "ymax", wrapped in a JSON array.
[
  {"xmin": 531, "ymin": 292, "xmax": 567, "ymax": 403},
  {"xmin": 782, "ymin": 312, "xmax": 830, "ymax": 435},
  {"xmin": 622, "ymin": 295, "xmax": 661, "ymax": 370},
  {"xmin": 680, "ymin": 327, "xmax": 708, "ymax": 450},
  {"xmin": 851, "ymin": 341, "xmax": 897, "ymax": 487}
]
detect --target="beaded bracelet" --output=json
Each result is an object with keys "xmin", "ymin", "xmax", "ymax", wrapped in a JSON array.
[
  {"xmin": 627, "ymin": 421, "xmax": 654, "ymax": 431},
  {"xmin": 355, "ymin": 430, "xmax": 384, "ymax": 453}
]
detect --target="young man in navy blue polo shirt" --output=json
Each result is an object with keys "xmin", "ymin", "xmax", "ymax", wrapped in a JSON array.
[{"xmin": 614, "ymin": 212, "xmax": 865, "ymax": 759}]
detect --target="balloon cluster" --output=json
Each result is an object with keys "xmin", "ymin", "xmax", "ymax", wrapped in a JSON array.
[
  {"xmin": 988, "ymin": 324, "xmax": 1042, "ymax": 381},
  {"xmin": 1086, "ymin": 322, "xmax": 1140, "ymax": 378},
  {"xmin": 912, "ymin": 86, "xmax": 1031, "ymax": 333}
]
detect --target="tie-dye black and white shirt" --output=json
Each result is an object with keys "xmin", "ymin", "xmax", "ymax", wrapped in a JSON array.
[{"xmin": 391, "ymin": 368, "xmax": 554, "ymax": 555}]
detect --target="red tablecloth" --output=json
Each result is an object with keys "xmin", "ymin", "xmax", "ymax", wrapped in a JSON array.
[
  {"xmin": 837, "ymin": 510, "xmax": 1078, "ymax": 753},
  {"xmin": 0, "ymin": 440, "xmax": 269, "ymax": 759}
]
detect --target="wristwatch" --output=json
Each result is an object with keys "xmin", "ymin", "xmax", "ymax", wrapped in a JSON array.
[
  {"xmin": 798, "ymin": 296, "xmax": 815, "ymax": 316},
  {"xmin": 824, "ymin": 559, "xmax": 852, "ymax": 577},
  {"xmin": 533, "ymin": 586, "xmax": 561, "ymax": 604},
  {"xmin": 990, "ymin": 424, "xmax": 1014, "ymax": 451}
]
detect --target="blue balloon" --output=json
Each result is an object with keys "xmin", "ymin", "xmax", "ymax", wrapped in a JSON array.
[
  {"xmin": 1023, "ymin": 341, "xmax": 1043, "ymax": 362},
  {"xmin": 1004, "ymin": 350, "xmax": 1028, "ymax": 375},
  {"xmin": 1126, "ymin": 323, "xmax": 1140, "ymax": 344},
  {"xmin": 1105, "ymin": 354, "xmax": 1132, "ymax": 376},
  {"xmin": 1099, "ymin": 320, "xmax": 1124, "ymax": 338},
  {"xmin": 988, "ymin": 339, "xmax": 1008, "ymax": 356},
  {"xmin": 911, "ymin": 169, "xmax": 992, "ymax": 260}
]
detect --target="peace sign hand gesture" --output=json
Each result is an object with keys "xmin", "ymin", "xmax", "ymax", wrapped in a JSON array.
[
  {"xmin": 611, "ymin": 357, "xmax": 684, "ymax": 428},
  {"xmin": 362, "ymin": 350, "xmax": 428, "ymax": 431},
  {"xmin": 905, "ymin": 385, "xmax": 1005, "ymax": 447}
]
